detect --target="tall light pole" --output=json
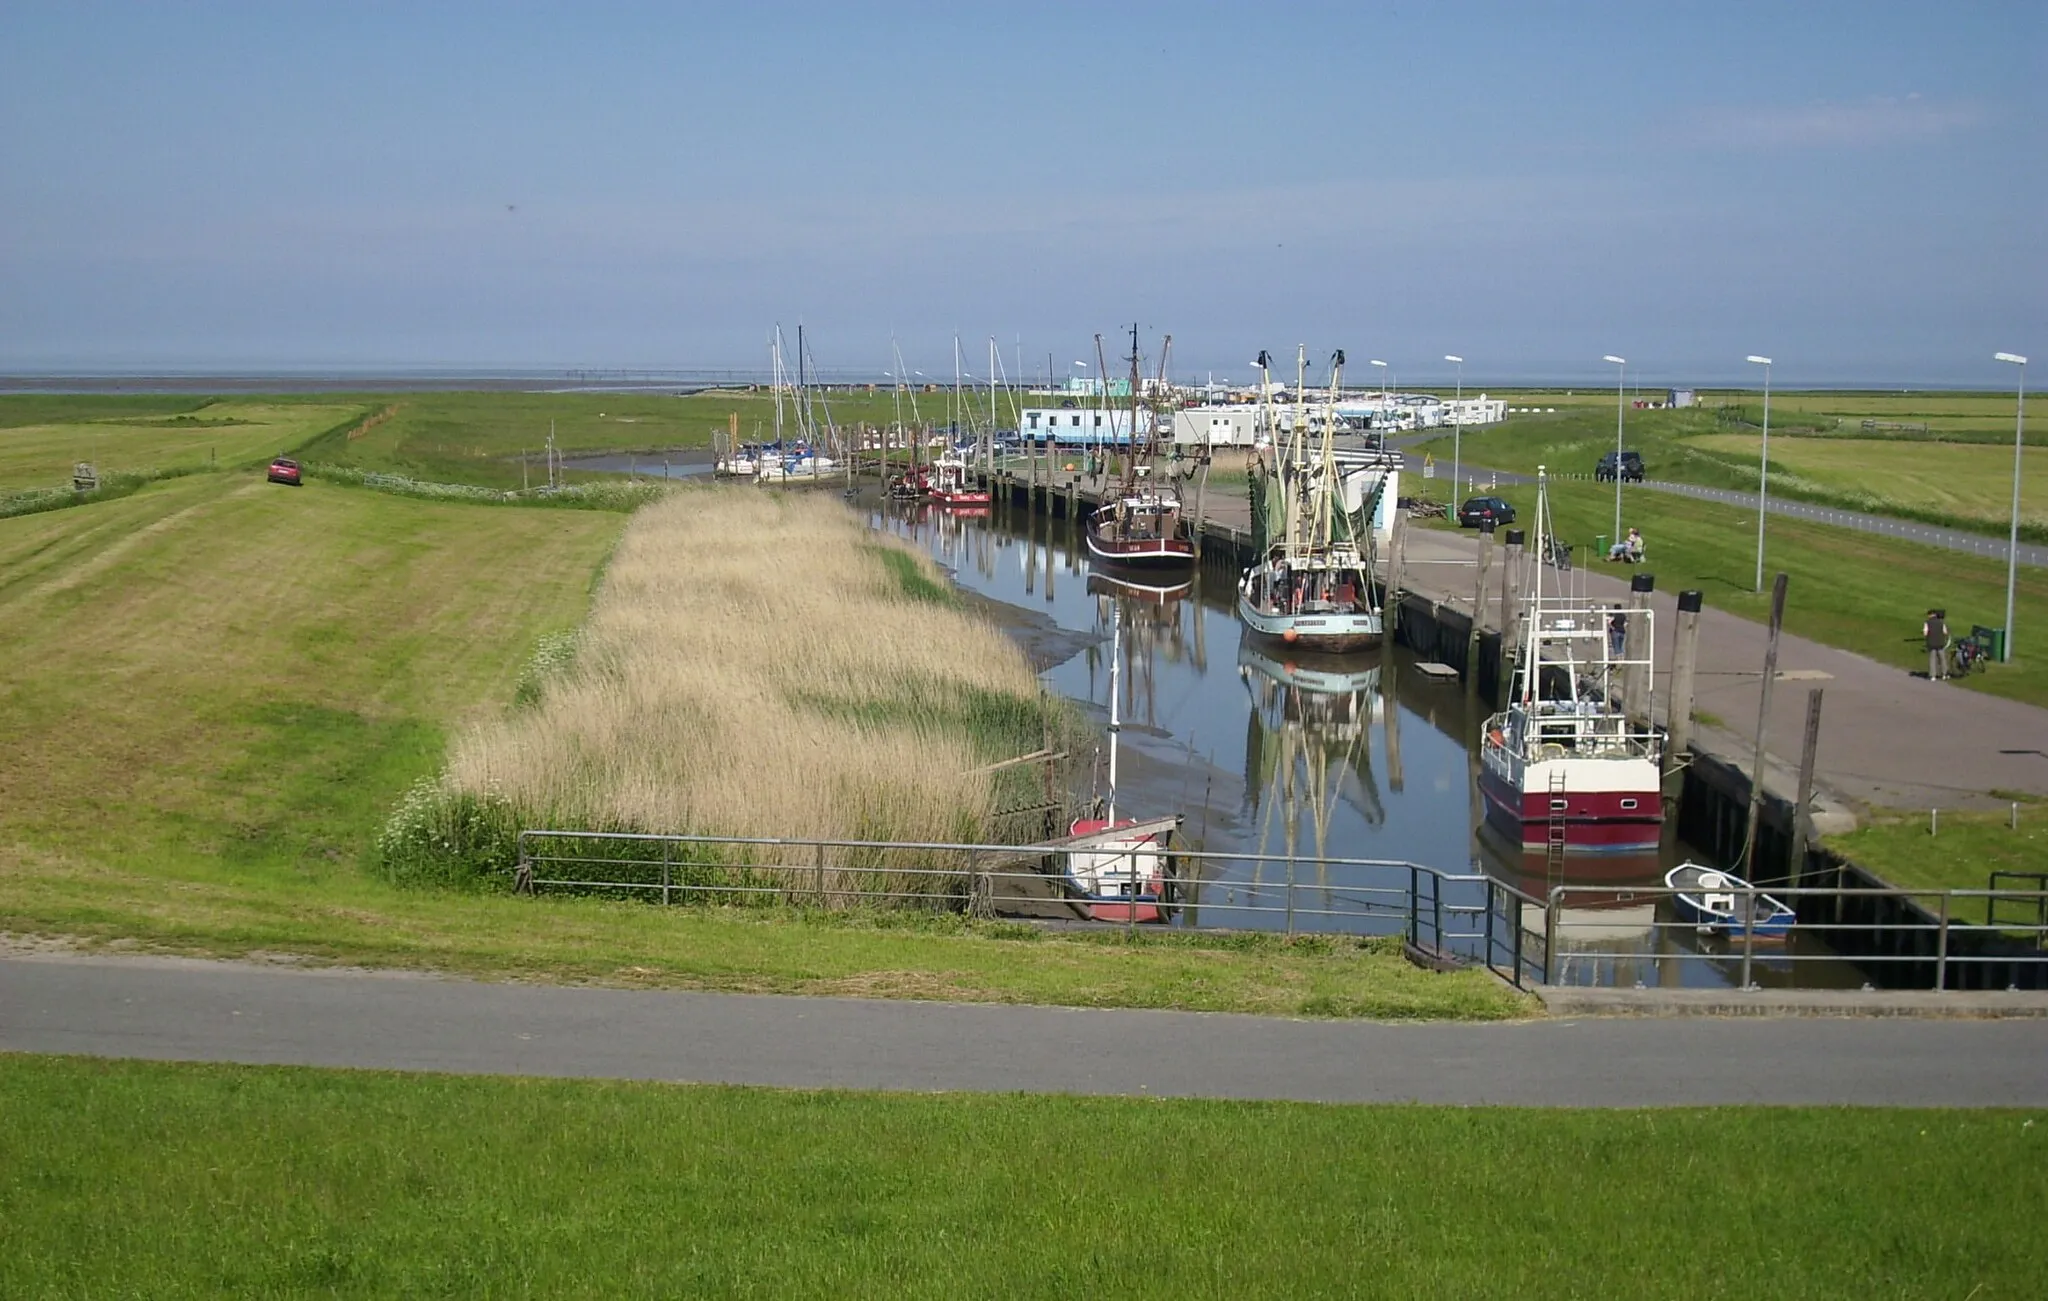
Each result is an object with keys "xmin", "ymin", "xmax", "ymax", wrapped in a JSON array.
[
  {"xmin": 1445, "ymin": 355, "xmax": 1464, "ymax": 498},
  {"xmin": 1996, "ymin": 352, "xmax": 2027, "ymax": 661},
  {"xmin": 1747, "ymin": 355, "xmax": 1773, "ymax": 592},
  {"xmin": 1603, "ymin": 355, "xmax": 1627, "ymax": 542}
]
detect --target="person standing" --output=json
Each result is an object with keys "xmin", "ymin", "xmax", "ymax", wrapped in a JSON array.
[
  {"xmin": 1608, "ymin": 607, "xmax": 1628, "ymax": 660},
  {"xmin": 1924, "ymin": 608, "xmax": 1949, "ymax": 680}
]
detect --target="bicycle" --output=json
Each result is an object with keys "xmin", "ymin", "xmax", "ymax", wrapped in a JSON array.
[{"xmin": 1947, "ymin": 637, "xmax": 1986, "ymax": 678}]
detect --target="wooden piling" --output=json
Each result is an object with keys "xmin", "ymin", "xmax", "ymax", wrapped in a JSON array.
[
  {"xmin": 1786, "ymin": 687, "xmax": 1824, "ymax": 887},
  {"xmin": 1739, "ymin": 574, "xmax": 1790, "ymax": 873},
  {"xmin": 1467, "ymin": 524, "xmax": 1494, "ymax": 694},
  {"xmin": 1664, "ymin": 590, "xmax": 1703, "ymax": 790}
]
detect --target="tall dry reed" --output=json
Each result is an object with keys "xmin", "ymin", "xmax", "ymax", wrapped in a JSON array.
[{"xmin": 384, "ymin": 489, "xmax": 1064, "ymax": 891}]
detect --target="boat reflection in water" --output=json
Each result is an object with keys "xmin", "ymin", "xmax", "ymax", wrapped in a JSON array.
[{"xmin": 1229, "ymin": 640, "xmax": 1391, "ymax": 927}]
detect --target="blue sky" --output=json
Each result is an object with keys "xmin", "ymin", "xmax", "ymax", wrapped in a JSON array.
[{"xmin": 1, "ymin": 1, "xmax": 2040, "ymax": 385}]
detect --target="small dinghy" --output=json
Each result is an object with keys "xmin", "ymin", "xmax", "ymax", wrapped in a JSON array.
[{"xmin": 1665, "ymin": 862, "xmax": 1795, "ymax": 939}]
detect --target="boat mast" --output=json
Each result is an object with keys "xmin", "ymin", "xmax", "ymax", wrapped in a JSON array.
[
  {"xmin": 1125, "ymin": 322, "xmax": 1142, "ymax": 493},
  {"xmin": 1107, "ymin": 600, "xmax": 1122, "ymax": 824},
  {"xmin": 772, "ymin": 327, "xmax": 785, "ymax": 447}
]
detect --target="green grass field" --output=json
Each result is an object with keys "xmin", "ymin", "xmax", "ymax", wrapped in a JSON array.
[
  {"xmin": 1687, "ymin": 433, "xmax": 2048, "ymax": 534},
  {"xmin": 1422, "ymin": 478, "xmax": 2048, "ymax": 708},
  {"xmin": 1826, "ymin": 803, "xmax": 2048, "ymax": 924},
  {"xmin": 0, "ymin": 399, "xmax": 369, "ymax": 493},
  {"xmin": 2, "ymin": 1056, "xmax": 2041, "ymax": 1298},
  {"xmin": 1417, "ymin": 393, "xmax": 2043, "ymax": 541},
  {"xmin": 0, "ymin": 471, "xmax": 1517, "ymax": 1019}
]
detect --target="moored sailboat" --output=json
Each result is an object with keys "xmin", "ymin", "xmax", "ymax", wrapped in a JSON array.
[{"xmin": 1063, "ymin": 600, "xmax": 1174, "ymax": 921}]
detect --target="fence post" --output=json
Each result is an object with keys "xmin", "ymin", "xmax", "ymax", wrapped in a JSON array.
[
  {"xmin": 815, "ymin": 841, "xmax": 827, "ymax": 905},
  {"xmin": 1485, "ymin": 879, "xmax": 1497, "ymax": 974},
  {"xmin": 1740, "ymin": 890, "xmax": 1757, "ymax": 991},
  {"xmin": 662, "ymin": 840, "xmax": 672, "ymax": 907},
  {"xmin": 1935, "ymin": 893, "xmax": 1951, "ymax": 991},
  {"xmin": 1543, "ymin": 887, "xmax": 1560, "ymax": 984}
]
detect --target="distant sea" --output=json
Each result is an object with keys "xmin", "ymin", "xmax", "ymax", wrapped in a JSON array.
[{"xmin": 0, "ymin": 366, "xmax": 2018, "ymax": 395}]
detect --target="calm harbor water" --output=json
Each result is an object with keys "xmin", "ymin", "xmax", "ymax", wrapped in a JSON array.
[{"xmin": 868, "ymin": 490, "xmax": 1862, "ymax": 990}]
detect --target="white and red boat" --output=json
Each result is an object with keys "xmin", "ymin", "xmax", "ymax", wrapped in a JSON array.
[
  {"xmin": 1063, "ymin": 600, "xmax": 1175, "ymax": 921},
  {"xmin": 928, "ymin": 454, "xmax": 991, "ymax": 507},
  {"xmin": 1082, "ymin": 326, "xmax": 1196, "ymax": 571},
  {"xmin": 1478, "ymin": 469, "xmax": 1664, "ymax": 854}
]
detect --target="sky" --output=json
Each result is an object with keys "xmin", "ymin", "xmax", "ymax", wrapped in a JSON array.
[{"xmin": 1, "ymin": 1, "xmax": 2041, "ymax": 387}]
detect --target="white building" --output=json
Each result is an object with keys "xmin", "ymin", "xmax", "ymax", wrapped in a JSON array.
[{"xmin": 1171, "ymin": 405, "xmax": 1263, "ymax": 446}]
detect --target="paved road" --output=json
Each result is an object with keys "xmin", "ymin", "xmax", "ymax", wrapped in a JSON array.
[
  {"xmin": 1410, "ymin": 451, "xmax": 2048, "ymax": 568},
  {"xmin": 6, "ymin": 954, "xmax": 2048, "ymax": 1106}
]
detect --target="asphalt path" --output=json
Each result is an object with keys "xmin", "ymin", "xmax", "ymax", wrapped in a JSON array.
[
  {"xmin": 6, "ymin": 954, "xmax": 2048, "ymax": 1106},
  {"xmin": 1408, "ymin": 448, "xmax": 2048, "ymax": 568}
]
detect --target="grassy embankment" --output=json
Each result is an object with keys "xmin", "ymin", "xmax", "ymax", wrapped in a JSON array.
[
  {"xmin": 1825, "ymin": 802, "xmax": 2048, "ymax": 924},
  {"xmin": 0, "ymin": 397, "xmax": 373, "ymax": 515},
  {"xmin": 1415, "ymin": 475, "xmax": 2048, "ymax": 708},
  {"xmin": 1416, "ymin": 394, "xmax": 2046, "ymax": 542},
  {"xmin": 0, "ymin": 470, "xmax": 1517, "ymax": 1018},
  {"xmin": 3, "ymin": 1056, "xmax": 2042, "ymax": 1297}
]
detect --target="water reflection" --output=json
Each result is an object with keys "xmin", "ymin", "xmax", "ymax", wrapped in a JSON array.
[{"xmin": 868, "ymin": 491, "xmax": 1859, "ymax": 985}]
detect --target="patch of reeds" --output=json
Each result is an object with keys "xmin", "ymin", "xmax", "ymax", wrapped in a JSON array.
[{"xmin": 382, "ymin": 489, "xmax": 1075, "ymax": 899}]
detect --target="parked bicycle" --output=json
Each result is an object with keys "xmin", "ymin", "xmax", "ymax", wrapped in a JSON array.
[{"xmin": 1948, "ymin": 636, "xmax": 1986, "ymax": 678}]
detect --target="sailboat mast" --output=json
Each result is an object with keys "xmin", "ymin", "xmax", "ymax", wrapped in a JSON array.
[
  {"xmin": 1125, "ymin": 322, "xmax": 1141, "ymax": 490},
  {"xmin": 1107, "ymin": 601, "xmax": 1122, "ymax": 825}
]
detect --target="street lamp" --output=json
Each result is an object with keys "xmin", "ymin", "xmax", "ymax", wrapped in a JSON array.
[
  {"xmin": 1603, "ymin": 355, "xmax": 1627, "ymax": 542},
  {"xmin": 1445, "ymin": 355, "xmax": 1464, "ymax": 497},
  {"xmin": 1747, "ymin": 355, "xmax": 1773, "ymax": 592},
  {"xmin": 1368, "ymin": 359, "xmax": 1390, "ymax": 440},
  {"xmin": 1996, "ymin": 352, "xmax": 2028, "ymax": 662}
]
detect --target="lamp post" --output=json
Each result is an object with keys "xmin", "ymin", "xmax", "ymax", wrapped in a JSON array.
[
  {"xmin": 1376, "ymin": 360, "xmax": 1392, "ymax": 452},
  {"xmin": 1747, "ymin": 355, "xmax": 1773, "ymax": 592},
  {"xmin": 1603, "ymin": 355, "xmax": 1627, "ymax": 542},
  {"xmin": 1445, "ymin": 355, "xmax": 1464, "ymax": 498},
  {"xmin": 1996, "ymin": 352, "xmax": 2028, "ymax": 661}
]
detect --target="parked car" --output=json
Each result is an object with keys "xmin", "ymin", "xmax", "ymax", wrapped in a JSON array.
[
  {"xmin": 1595, "ymin": 450, "xmax": 1645, "ymax": 482},
  {"xmin": 267, "ymin": 456, "xmax": 302, "ymax": 486},
  {"xmin": 1456, "ymin": 495, "xmax": 1516, "ymax": 528}
]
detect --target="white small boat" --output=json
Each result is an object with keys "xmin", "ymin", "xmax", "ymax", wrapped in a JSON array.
[
  {"xmin": 1064, "ymin": 601, "xmax": 1176, "ymax": 922},
  {"xmin": 1666, "ymin": 863, "xmax": 1795, "ymax": 939}
]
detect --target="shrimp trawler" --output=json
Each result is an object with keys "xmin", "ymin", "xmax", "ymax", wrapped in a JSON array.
[
  {"xmin": 1083, "ymin": 326, "xmax": 1198, "ymax": 570},
  {"xmin": 1478, "ymin": 468, "xmax": 1665, "ymax": 853},
  {"xmin": 1236, "ymin": 347, "xmax": 1391, "ymax": 652}
]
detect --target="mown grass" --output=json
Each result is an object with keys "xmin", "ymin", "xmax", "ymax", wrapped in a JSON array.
[
  {"xmin": 0, "ymin": 472, "xmax": 1513, "ymax": 1019},
  {"xmin": 1687, "ymin": 432, "xmax": 2048, "ymax": 535},
  {"xmin": 0, "ymin": 399, "xmax": 369, "ymax": 493},
  {"xmin": 1419, "ymin": 400, "xmax": 2044, "ymax": 541},
  {"xmin": 1826, "ymin": 803, "xmax": 2048, "ymax": 925},
  {"xmin": 2, "ymin": 1056, "xmax": 2042, "ymax": 1298},
  {"xmin": 1423, "ymin": 478, "xmax": 2048, "ymax": 707}
]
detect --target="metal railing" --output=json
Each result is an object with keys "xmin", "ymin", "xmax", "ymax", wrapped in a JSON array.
[
  {"xmin": 513, "ymin": 829, "xmax": 1548, "ymax": 988},
  {"xmin": 1543, "ymin": 884, "xmax": 2048, "ymax": 990}
]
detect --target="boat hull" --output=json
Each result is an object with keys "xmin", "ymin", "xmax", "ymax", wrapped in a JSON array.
[
  {"xmin": 1235, "ymin": 591, "xmax": 1383, "ymax": 652},
  {"xmin": 1065, "ymin": 818, "xmax": 1167, "ymax": 924},
  {"xmin": 1084, "ymin": 528, "xmax": 1195, "ymax": 568},
  {"xmin": 1477, "ymin": 764, "xmax": 1663, "ymax": 854}
]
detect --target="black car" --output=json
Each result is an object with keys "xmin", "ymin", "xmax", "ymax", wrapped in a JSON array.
[
  {"xmin": 1596, "ymin": 450, "xmax": 1645, "ymax": 482},
  {"xmin": 1456, "ymin": 495, "xmax": 1516, "ymax": 528}
]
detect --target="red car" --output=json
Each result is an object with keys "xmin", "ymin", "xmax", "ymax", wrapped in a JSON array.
[{"xmin": 267, "ymin": 456, "xmax": 302, "ymax": 486}]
